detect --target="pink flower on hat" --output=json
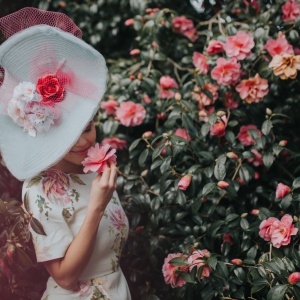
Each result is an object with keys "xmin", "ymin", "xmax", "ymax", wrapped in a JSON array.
[
  {"xmin": 264, "ymin": 32, "xmax": 294, "ymax": 57},
  {"xmin": 237, "ymin": 124, "xmax": 261, "ymax": 146},
  {"xmin": 192, "ymin": 52, "xmax": 209, "ymax": 74},
  {"xmin": 115, "ymin": 101, "xmax": 146, "ymax": 127},
  {"xmin": 101, "ymin": 99, "xmax": 118, "ymax": 115},
  {"xmin": 162, "ymin": 253, "xmax": 188, "ymax": 288},
  {"xmin": 37, "ymin": 74, "xmax": 64, "ymax": 105},
  {"xmin": 282, "ymin": 0, "xmax": 300, "ymax": 22},
  {"xmin": 211, "ymin": 58, "xmax": 241, "ymax": 86},
  {"xmin": 82, "ymin": 143, "xmax": 117, "ymax": 174},
  {"xmin": 206, "ymin": 40, "xmax": 224, "ymax": 55},
  {"xmin": 223, "ymin": 31, "xmax": 254, "ymax": 60},
  {"xmin": 235, "ymin": 73, "xmax": 269, "ymax": 104}
]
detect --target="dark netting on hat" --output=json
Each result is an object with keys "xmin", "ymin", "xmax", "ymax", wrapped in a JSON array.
[{"xmin": 0, "ymin": 7, "xmax": 82, "ymax": 39}]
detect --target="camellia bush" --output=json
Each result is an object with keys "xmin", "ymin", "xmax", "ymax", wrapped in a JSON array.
[{"xmin": 3, "ymin": 0, "xmax": 300, "ymax": 300}]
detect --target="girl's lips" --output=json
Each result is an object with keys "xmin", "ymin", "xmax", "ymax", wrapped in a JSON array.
[{"xmin": 71, "ymin": 147, "xmax": 90, "ymax": 156}]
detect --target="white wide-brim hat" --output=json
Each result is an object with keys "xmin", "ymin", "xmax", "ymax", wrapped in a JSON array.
[{"xmin": 0, "ymin": 9, "xmax": 107, "ymax": 181}]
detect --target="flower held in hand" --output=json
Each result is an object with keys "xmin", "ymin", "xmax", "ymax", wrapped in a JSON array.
[{"xmin": 82, "ymin": 144, "xmax": 117, "ymax": 174}]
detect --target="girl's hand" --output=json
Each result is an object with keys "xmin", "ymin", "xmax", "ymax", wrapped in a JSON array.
[{"xmin": 89, "ymin": 162, "xmax": 117, "ymax": 212}]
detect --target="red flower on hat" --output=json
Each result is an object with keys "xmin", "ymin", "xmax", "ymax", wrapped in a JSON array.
[{"xmin": 37, "ymin": 74, "xmax": 64, "ymax": 104}]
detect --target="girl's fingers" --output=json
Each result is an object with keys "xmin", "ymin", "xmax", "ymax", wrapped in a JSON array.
[
  {"xmin": 109, "ymin": 164, "xmax": 118, "ymax": 187},
  {"xmin": 100, "ymin": 165, "xmax": 111, "ymax": 185}
]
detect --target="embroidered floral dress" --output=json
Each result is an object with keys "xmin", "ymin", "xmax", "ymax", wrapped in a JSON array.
[{"xmin": 22, "ymin": 169, "xmax": 131, "ymax": 300}]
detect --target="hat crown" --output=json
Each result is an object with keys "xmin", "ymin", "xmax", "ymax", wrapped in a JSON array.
[{"xmin": 0, "ymin": 7, "xmax": 82, "ymax": 40}]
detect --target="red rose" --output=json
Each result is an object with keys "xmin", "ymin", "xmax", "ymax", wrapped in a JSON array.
[{"xmin": 37, "ymin": 74, "xmax": 64, "ymax": 104}]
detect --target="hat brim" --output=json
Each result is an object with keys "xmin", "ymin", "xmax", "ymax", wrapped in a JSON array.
[{"xmin": 0, "ymin": 25, "xmax": 107, "ymax": 180}]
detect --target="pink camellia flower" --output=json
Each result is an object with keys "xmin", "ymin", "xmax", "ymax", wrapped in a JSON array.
[
  {"xmin": 192, "ymin": 83, "xmax": 219, "ymax": 109},
  {"xmin": 115, "ymin": 101, "xmax": 146, "ymax": 126},
  {"xmin": 187, "ymin": 249, "xmax": 211, "ymax": 278},
  {"xmin": 288, "ymin": 272, "xmax": 300, "ymax": 284},
  {"xmin": 282, "ymin": 0, "xmax": 300, "ymax": 22},
  {"xmin": 223, "ymin": 92, "xmax": 240, "ymax": 109},
  {"xmin": 100, "ymin": 99, "xmax": 118, "ymax": 115},
  {"xmin": 159, "ymin": 76, "xmax": 179, "ymax": 99},
  {"xmin": 237, "ymin": 125, "xmax": 262, "ymax": 146},
  {"xmin": 124, "ymin": 18, "xmax": 134, "ymax": 26},
  {"xmin": 130, "ymin": 49, "xmax": 140, "ymax": 56},
  {"xmin": 192, "ymin": 52, "xmax": 209, "ymax": 74},
  {"xmin": 174, "ymin": 128, "xmax": 191, "ymax": 141},
  {"xmin": 231, "ymin": 259, "xmax": 243, "ymax": 266},
  {"xmin": 42, "ymin": 169, "xmax": 71, "ymax": 206},
  {"xmin": 217, "ymin": 181, "xmax": 229, "ymax": 188},
  {"xmin": 210, "ymin": 115, "xmax": 227, "ymax": 137},
  {"xmin": 178, "ymin": 175, "xmax": 192, "ymax": 190},
  {"xmin": 235, "ymin": 74, "xmax": 269, "ymax": 104},
  {"xmin": 223, "ymin": 31, "xmax": 255, "ymax": 60},
  {"xmin": 276, "ymin": 183, "xmax": 291, "ymax": 198},
  {"xmin": 248, "ymin": 149, "xmax": 263, "ymax": 167},
  {"xmin": 172, "ymin": 16, "xmax": 198, "ymax": 41},
  {"xmin": 206, "ymin": 40, "xmax": 224, "ymax": 55},
  {"xmin": 101, "ymin": 137, "xmax": 127, "ymax": 150},
  {"xmin": 271, "ymin": 214, "xmax": 298, "ymax": 248},
  {"xmin": 82, "ymin": 143, "xmax": 117, "ymax": 174},
  {"xmin": 211, "ymin": 58, "xmax": 241, "ymax": 86},
  {"xmin": 259, "ymin": 217, "xmax": 279, "ymax": 242},
  {"xmin": 162, "ymin": 253, "xmax": 188, "ymax": 288},
  {"xmin": 264, "ymin": 32, "xmax": 294, "ymax": 57}
]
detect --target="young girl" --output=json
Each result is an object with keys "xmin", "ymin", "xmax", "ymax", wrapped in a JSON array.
[{"xmin": 0, "ymin": 7, "xmax": 131, "ymax": 300}]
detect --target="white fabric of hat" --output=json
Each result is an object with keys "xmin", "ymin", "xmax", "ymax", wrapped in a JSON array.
[{"xmin": 0, "ymin": 10, "xmax": 107, "ymax": 181}]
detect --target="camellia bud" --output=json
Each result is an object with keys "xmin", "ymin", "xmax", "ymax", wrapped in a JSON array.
[
  {"xmin": 58, "ymin": 1, "xmax": 66, "ymax": 8},
  {"xmin": 141, "ymin": 170, "xmax": 148, "ymax": 177},
  {"xmin": 178, "ymin": 175, "xmax": 192, "ymax": 191},
  {"xmin": 174, "ymin": 92, "xmax": 182, "ymax": 101},
  {"xmin": 288, "ymin": 272, "xmax": 300, "ymax": 284},
  {"xmin": 226, "ymin": 152, "xmax": 238, "ymax": 159},
  {"xmin": 203, "ymin": 251, "xmax": 211, "ymax": 258},
  {"xmin": 266, "ymin": 107, "xmax": 272, "ymax": 116},
  {"xmin": 276, "ymin": 183, "xmax": 291, "ymax": 198},
  {"xmin": 199, "ymin": 110, "xmax": 207, "ymax": 117},
  {"xmin": 251, "ymin": 209, "xmax": 260, "ymax": 216},
  {"xmin": 294, "ymin": 216, "xmax": 299, "ymax": 222},
  {"xmin": 129, "ymin": 75, "xmax": 136, "ymax": 81},
  {"xmin": 216, "ymin": 110, "xmax": 226, "ymax": 117},
  {"xmin": 130, "ymin": 49, "xmax": 140, "ymax": 56},
  {"xmin": 231, "ymin": 259, "xmax": 243, "ymax": 266},
  {"xmin": 142, "ymin": 131, "xmax": 153, "ymax": 139},
  {"xmin": 135, "ymin": 226, "xmax": 144, "ymax": 234},
  {"xmin": 124, "ymin": 18, "xmax": 134, "ymax": 26},
  {"xmin": 137, "ymin": 72, "xmax": 143, "ymax": 80},
  {"xmin": 217, "ymin": 181, "xmax": 229, "ymax": 189},
  {"xmin": 6, "ymin": 244, "xmax": 15, "ymax": 260},
  {"xmin": 240, "ymin": 213, "xmax": 248, "ymax": 218},
  {"xmin": 279, "ymin": 140, "xmax": 287, "ymax": 147}
]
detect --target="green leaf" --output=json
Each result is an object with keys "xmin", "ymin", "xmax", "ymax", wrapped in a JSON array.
[
  {"xmin": 30, "ymin": 217, "xmax": 47, "ymax": 236},
  {"xmin": 208, "ymin": 255, "xmax": 217, "ymax": 270},
  {"xmin": 267, "ymin": 284, "xmax": 287, "ymax": 300},
  {"xmin": 195, "ymin": 76, "xmax": 204, "ymax": 88},
  {"xmin": 293, "ymin": 177, "xmax": 300, "ymax": 189},
  {"xmin": 202, "ymin": 183, "xmax": 216, "ymax": 197},
  {"xmin": 169, "ymin": 257, "xmax": 189, "ymax": 266},
  {"xmin": 15, "ymin": 247, "xmax": 34, "ymax": 270},
  {"xmin": 138, "ymin": 148, "xmax": 149, "ymax": 167},
  {"xmin": 152, "ymin": 144, "xmax": 165, "ymax": 160},
  {"xmin": 262, "ymin": 119, "xmax": 273, "ymax": 135},
  {"xmin": 264, "ymin": 261, "xmax": 281, "ymax": 275},
  {"xmin": 263, "ymin": 152, "xmax": 274, "ymax": 169},
  {"xmin": 240, "ymin": 218, "xmax": 249, "ymax": 230},
  {"xmin": 129, "ymin": 139, "xmax": 141, "ymax": 152},
  {"xmin": 176, "ymin": 189, "xmax": 186, "ymax": 205},
  {"xmin": 214, "ymin": 154, "xmax": 227, "ymax": 181}
]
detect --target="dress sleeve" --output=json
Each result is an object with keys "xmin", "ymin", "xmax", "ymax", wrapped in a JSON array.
[{"xmin": 22, "ymin": 178, "xmax": 74, "ymax": 262}]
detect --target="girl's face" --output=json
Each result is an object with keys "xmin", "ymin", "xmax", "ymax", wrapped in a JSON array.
[{"xmin": 52, "ymin": 121, "xmax": 96, "ymax": 173}]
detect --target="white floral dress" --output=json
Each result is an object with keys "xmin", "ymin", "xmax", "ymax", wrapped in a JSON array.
[{"xmin": 22, "ymin": 169, "xmax": 131, "ymax": 300}]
